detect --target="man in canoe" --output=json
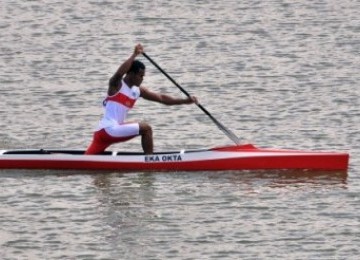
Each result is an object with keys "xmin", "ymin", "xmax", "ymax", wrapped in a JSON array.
[{"xmin": 85, "ymin": 44, "xmax": 197, "ymax": 155}]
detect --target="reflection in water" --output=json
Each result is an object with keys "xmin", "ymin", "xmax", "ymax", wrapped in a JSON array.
[
  {"xmin": 93, "ymin": 173, "xmax": 159, "ymax": 257},
  {"xmin": 209, "ymin": 170, "xmax": 348, "ymax": 188},
  {"xmin": 90, "ymin": 170, "xmax": 348, "ymax": 258},
  {"xmin": 0, "ymin": 168, "xmax": 347, "ymax": 189},
  {"xmin": 92, "ymin": 170, "xmax": 348, "ymax": 192}
]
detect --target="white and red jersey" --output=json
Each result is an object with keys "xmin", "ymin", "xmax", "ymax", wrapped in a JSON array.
[{"xmin": 97, "ymin": 80, "xmax": 141, "ymax": 130}]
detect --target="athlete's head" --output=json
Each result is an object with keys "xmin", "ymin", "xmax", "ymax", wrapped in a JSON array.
[
  {"xmin": 128, "ymin": 60, "xmax": 145, "ymax": 74},
  {"xmin": 127, "ymin": 60, "xmax": 145, "ymax": 86}
]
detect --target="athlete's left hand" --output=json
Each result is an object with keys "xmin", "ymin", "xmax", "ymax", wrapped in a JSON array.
[{"xmin": 187, "ymin": 95, "xmax": 198, "ymax": 104}]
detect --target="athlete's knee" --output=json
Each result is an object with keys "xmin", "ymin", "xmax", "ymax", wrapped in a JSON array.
[{"xmin": 139, "ymin": 122, "xmax": 152, "ymax": 135}]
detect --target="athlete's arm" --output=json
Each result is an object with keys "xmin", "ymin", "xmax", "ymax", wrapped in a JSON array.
[
  {"xmin": 108, "ymin": 44, "xmax": 143, "ymax": 96},
  {"xmin": 140, "ymin": 87, "xmax": 197, "ymax": 105}
]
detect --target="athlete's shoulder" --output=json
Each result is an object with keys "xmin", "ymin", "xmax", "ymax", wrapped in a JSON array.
[{"xmin": 108, "ymin": 81, "xmax": 122, "ymax": 96}]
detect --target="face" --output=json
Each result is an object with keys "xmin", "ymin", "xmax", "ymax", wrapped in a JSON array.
[{"xmin": 132, "ymin": 69, "xmax": 145, "ymax": 86}]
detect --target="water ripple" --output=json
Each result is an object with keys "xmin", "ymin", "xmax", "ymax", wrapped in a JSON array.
[{"xmin": 0, "ymin": 0, "xmax": 359, "ymax": 259}]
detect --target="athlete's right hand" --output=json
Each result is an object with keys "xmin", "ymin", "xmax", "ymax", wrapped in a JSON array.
[{"xmin": 134, "ymin": 44, "xmax": 144, "ymax": 56}]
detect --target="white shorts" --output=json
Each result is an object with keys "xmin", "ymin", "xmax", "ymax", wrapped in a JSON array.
[{"xmin": 104, "ymin": 123, "xmax": 140, "ymax": 138}]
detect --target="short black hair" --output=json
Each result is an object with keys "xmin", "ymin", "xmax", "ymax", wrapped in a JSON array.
[{"xmin": 128, "ymin": 60, "xmax": 145, "ymax": 74}]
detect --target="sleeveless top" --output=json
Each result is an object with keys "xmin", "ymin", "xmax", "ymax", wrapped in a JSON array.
[{"xmin": 97, "ymin": 80, "xmax": 141, "ymax": 130}]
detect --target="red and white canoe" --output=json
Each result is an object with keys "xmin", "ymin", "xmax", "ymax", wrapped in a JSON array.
[{"xmin": 0, "ymin": 144, "xmax": 349, "ymax": 171}]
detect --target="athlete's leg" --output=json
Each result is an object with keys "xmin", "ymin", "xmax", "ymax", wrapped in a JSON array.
[
  {"xmin": 85, "ymin": 129, "xmax": 112, "ymax": 155},
  {"xmin": 86, "ymin": 123, "xmax": 153, "ymax": 155},
  {"xmin": 105, "ymin": 123, "xmax": 140, "ymax": 138},
  {"xmin": 139, "ymin": 122, "xmax": 153, "ymax": 154},
  {"xmin": 85, "ymin": 124, "xmax": 139, "ymax": 155},
  {"xmin": 108, "ymin": 122, "xmax": 153, "ymax": 154}
]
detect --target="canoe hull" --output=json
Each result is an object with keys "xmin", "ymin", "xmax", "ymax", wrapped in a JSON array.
[{"xmin": 0, "ymin": 144, "xmax": 349, "ymax": 171}]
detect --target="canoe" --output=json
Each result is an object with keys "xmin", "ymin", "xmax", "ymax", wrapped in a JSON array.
[{"xmin": 0, "ymin": 144, "xmax": 349, "ymax": 171}]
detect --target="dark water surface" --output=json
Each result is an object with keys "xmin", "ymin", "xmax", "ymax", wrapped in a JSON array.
[{"xmin": 1, "ymin": 0, "xmax": 359, "ymax": 259}]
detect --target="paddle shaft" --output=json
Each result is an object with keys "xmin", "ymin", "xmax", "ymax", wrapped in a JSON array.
[{"xmin": 142, "ymin": 52, "xmax": 241, "ymax": 145}]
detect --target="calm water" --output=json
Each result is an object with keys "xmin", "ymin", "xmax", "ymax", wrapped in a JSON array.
[{"xmin": 1, "ymin": 0, "xmax": 359, "ymax": 259}]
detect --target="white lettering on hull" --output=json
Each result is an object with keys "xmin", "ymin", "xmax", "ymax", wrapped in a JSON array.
[{"xmin": 145, "ymin": 154, "xmax": 182, "ymax": 162}]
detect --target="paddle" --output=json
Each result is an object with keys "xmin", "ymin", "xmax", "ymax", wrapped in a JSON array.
[{"xmin": 142, "ymin": 52, "xmax": 241, "ymax": 145}]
